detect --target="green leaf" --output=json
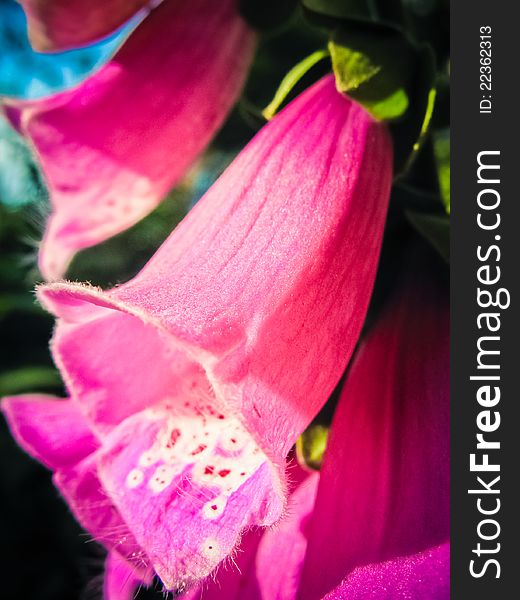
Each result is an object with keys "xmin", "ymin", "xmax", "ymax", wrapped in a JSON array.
[
  {"xmin": 303, "ymin": 0, "xmax": 405, "ymax": 28},
  {"xmin": 329, "ymin": 24, "xmax": 420, "ymax": 122},
  {"xmin": 357, "ymin": 82, "xmax": 409, "ymax": 120},
  {"xmin": 303, "ymin": 0, "xmax": 374, "ymax": 20},
  {"xmin": 296, "ymin": 424, "xmax": 329, "ymax": 471},
  {"xmin": 433, "ymin": 128, "xmax": 450, "ymax": 214},
  {"xmin": 263, "ymin": 49, "xmax": 330, "ymax": 120},
  {"xmin": 328, "ymin": 42, "xmax": 381, "ymax": 91},
  {"xmin": 0, "ymin": 367, "xmax": 61, "ymax": 396},
  {"xmin": 406, "ymin": 211, "xmax": 450, "ymax": 262}
]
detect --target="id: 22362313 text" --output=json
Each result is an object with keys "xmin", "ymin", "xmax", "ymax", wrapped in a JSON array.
[{"xmin": 480, "ymin": 26, "xmax": 492, "ymax": 114}]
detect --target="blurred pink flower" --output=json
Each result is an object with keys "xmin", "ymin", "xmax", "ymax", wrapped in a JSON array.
[
  {"xmin": 299, "ymin": 272, "xmax": 449, "ymax": 600},
  {"xmin": 1, "ymin": 76, "xmax": 392, "ymax": 592},
  {"xmin": 4, "ymin": 0, "xmax": 255, "ymax": 280},
  {"xmin": 19, "ymin": 0, "xmax": 150, "ymax": 51}
]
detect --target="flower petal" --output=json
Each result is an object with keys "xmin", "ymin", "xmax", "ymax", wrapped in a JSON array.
[
  {"xmin": 104, "ymin": 551, "xmax": 152, "ymax": 600},
  {"xmin": 96, "ymin": 398, "xmax": 284, "ymax": 591},
  {"xmin": 252, "ymin": 472, "xmax": 319, "ymax": 600},
  {"xmin": 323, "ymin": 543, "xmax": 450, "ymax": 600},
  {"xmin": 54, "ymin": 452, "xmax": 147, "ymax": 567},
  {"xmin": 1, "ymin": 394, "xmax": 98, "ymax": 469},
  {"xmin": 298, "ymin": 274, "xmax": 450, "ymax": 599},
  {"xmin": 5, "ymin": 0, "xmax": 255, "ymax": 279},
  {"xmin": 19, "ymin": 0, "xmax": 148, "ymax": 51}
]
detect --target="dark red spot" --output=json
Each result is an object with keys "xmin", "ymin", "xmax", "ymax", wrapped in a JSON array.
[
  {"xmin": 204, "ymin": 466, "xmax": 215, "ymax": 475},
  {"xmin": 230, "ymin": 438, "xmax": 236, "ymax": 444},
  {"xmin": 211, "ymin": 506, "xmax": 217, "ymax": 512},
  {"xmin": 168, "ymin": 429, "xmax": 181, "ymax": 446},
  {"xmin": 219, "ymin": 469, "xmax": 231, "ymax": 478},
  {"xmin": 240, "ymin": 472, "xmax": 246, "ymax": 476},
  {"xmin": 191, "ymin": 444, "xmax": 207, "ymax": 455},
  {"xmin": 218, "ymin": 414, "xmax": 225, "ymax": 420}
]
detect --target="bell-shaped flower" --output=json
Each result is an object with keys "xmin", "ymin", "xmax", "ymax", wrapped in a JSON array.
[
  {"xmin": 1, "ymin": 75, "xmax": 393, "ymax": 592},
  {"xmin": 3, "ymin": 0, "xmax": 255, "ymax": 280},
  {"xmin": 153, "ymin": 268, "xmax": 448, "ymax": 600}
]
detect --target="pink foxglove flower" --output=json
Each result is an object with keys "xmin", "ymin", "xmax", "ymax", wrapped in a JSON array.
[
  {"xmin": 4, "ymin": 0, "xmax": 255, "ymax": 280},
  {"xmin": 1, "ymin": 76, "xmax": 392, "ymax": 592},
  {"xmin": 168, "ymin": 270, "xmax": 449, "ymax": 600},
  {"xmin": 298, "ymin": 272, "xmax": 449, "ymax": 599}
]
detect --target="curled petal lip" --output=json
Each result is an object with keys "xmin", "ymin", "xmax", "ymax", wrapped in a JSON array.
[{"xmin": 181, "ymin": 274, "xmax": 450, "ymax": 600}]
